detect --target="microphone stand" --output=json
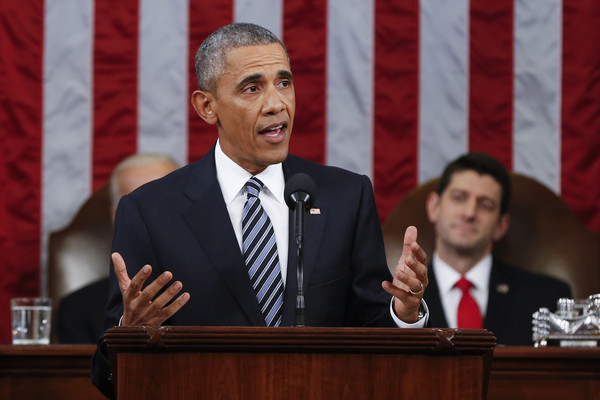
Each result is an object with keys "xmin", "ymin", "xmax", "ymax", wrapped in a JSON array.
[
  {"xmin": 291, "ymin": 194, "xmax": 307, "ymax": 327},
  {"xmin": 285, "ymin": 173, "xmax": 316, "ymax": 328}
]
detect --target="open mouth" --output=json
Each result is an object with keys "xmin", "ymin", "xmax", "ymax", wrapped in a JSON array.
[
  {"xmin": 259, "ymin": 123, "xmax": 286, "ymax": 137},
  {"xmin": 258, "ymin": 122, "xmax": 287, "ymax": 144}
]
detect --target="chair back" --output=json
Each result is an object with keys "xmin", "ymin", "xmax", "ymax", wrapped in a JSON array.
[{"xmin": 47, "ymin": 184, "xmax": 113, "ymax": 317}]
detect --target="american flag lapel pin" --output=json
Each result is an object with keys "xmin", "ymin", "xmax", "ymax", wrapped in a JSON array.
[
  {"xmin": 496, "ymin": 284, "xmax": 509, "ymax": 294},
  {"xmin": 309, "ymin": 208, "xmax": 321, "ymax": 215}
]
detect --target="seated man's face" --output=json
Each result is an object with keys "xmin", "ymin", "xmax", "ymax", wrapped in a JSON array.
[
  {"xmin": 209, "ymin": 43, "xmax": 295, "ymax": 175},
  {"xmin": 427, "ymin": 170, "xmax": 509, "ymax": 257}
]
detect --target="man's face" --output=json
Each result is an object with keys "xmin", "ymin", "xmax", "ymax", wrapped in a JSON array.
[
  {"xmin": 427, "ymin": 170, "xmax": 509, "ymax": 258},
  {"xmin": 195, "ymin": 43, "xmax": 295, "ymax": 175}
]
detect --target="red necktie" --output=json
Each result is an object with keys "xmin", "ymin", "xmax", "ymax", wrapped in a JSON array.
[{"xmin": 455, "ymin": 277, "xmax": 483, "ymax": 329}]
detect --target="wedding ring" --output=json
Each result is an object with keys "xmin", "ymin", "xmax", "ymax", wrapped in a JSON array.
[{"xmin": 409, "ymin": 282, "xmax": 423, "ymax": 295}]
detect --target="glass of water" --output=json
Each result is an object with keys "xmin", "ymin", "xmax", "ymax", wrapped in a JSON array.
[{"xmin": 11, "ymin": 297, "xmax": 52, "ymax": 345}]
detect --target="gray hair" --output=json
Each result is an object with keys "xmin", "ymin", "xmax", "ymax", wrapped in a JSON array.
[
  {"xmin": 109, "ymin": 153, "xmax": 179, "ymax": 207},
  {"xmin": 194, "ymin": 22, "xmax": 289, "ymax": 94}
]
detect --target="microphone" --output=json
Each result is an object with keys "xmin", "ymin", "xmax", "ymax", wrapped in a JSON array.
[
  {"xmin": 284, "ymin": 173, "xmax": 317, "ymax": 327},
  {"xmin": 285, "ymin": 173, "xmax": 317, "ymax": 242}
]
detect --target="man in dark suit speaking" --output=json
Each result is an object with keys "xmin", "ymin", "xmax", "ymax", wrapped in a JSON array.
[
  {"xmin": 422, "ymin": 152, "xmax": 571, "ymax": 345},
  {"xmin": 92, "ymin": 22, "xmax": 429, "ymax": 397}
]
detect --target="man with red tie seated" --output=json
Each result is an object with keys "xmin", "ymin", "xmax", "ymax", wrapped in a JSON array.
[
  {"xmin": 91, "ymin": 22, "xmax": 430, "ymax": 399},
  {"xmin": 423, "ymin": 152, "xmax": 572, "ymax": 345}
]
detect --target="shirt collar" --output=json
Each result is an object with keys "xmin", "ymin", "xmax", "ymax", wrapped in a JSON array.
[
  {"xmin": 215, "ymin": 139, "xmax": 285, "ymax": 205},
  {"xmin": 433, "ymin": 252, "xmax": 492, "ymax": 294}
]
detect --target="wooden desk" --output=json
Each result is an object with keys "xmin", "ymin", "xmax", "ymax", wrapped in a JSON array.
[
  {"xmin": 0, "ymin": 344, "xmax": 104, "ymax": 400},
  {"xmin": 489, "ymin": 346, "xmax": 600, "ymax": 400}
]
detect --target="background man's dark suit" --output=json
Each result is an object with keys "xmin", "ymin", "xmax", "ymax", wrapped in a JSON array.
[
  {"xmin": 424, "ymin": 259, "xmax": 572, "ymax": 345},
  {"xmin": 58, "ymin": 277, "xmax": 108, "ymax": 343},
  {"xmin": 92, "ymin": 146, "xmax": 397, "ymax": 395}
]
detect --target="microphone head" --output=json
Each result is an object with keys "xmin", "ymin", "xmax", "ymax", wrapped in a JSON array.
[{"xmin": 284, "ymin": 173, "xmax": 317, "ymax": 210}]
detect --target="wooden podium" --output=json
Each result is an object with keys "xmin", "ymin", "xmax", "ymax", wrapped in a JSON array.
[{"xmin": 105, "ymin": 326, "xmax": 496, "ymax": 399}]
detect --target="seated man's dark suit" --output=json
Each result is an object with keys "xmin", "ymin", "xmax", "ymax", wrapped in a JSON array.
[
  {"xmin": 92, "ymin": 146, "xmax": 397, "ymax": 396},
  {"xmin": 423, "ymin": 259, "xmax": 572, "ymax": 345},
  {"xmin": 57, "ymin": 277, "xmax": 109, "ymax": 343}
]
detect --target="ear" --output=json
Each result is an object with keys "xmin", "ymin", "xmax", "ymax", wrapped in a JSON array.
[
  {"xmin": 110, "ymin": 206, "xmax": 117, "ymax": 227},
  {"xmin": 426, "ymin": 192, "xmax": 440, "ymax": 223},
  {"xmin": 493, "ymin": 213, "xmax": 510, "ymax": 241},
  {"xmin": 191, "ymin": 90, "xmax": 217, "ymax": 125}
]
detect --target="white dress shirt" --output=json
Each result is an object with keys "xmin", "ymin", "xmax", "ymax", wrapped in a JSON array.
[{"xmin": 432, "ymin": 252, "xmax": 491, "ymax": 327}]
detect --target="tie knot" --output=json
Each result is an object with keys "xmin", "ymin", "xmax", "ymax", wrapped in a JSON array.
[
  {"xmin": 455, "ymin": 276, "xmax": 474, "ymax": 292},
  {"xmin": 245, "ymin": 176, "xmax": 264, "ymax": 199}
]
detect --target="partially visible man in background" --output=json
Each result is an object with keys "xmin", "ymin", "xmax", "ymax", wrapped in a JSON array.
[
  {"xmin": 423, "ymin": 152, "xmax": 571, "ymax": 345},
  {"xmin": 57, "ymin": 153, "xmax": 179, "ymax": 343}
]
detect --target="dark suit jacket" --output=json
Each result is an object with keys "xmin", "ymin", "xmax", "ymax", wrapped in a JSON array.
[
  {"xmin": 57, "ymin": 277, "xmax": 109, "ymax": 343},
  {"xmin": 92, "ymin": 147, "xmax": 396, "ymax": 397},
  {"xmin": 423, "ymin": 258, "xmax": 572, "ymax": 346}
]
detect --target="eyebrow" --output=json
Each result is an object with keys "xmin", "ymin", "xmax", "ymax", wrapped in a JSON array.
[
  {"xmin": 235, "ymin": 70, "xmax": 293, "ymax": 91},
  {"xmin": 450, "ymin": 189, "xmax": 498, "ymax": 204},
  {"xmin": 278, "ymin": 70, "xmax": 293, "ymax": 81}
]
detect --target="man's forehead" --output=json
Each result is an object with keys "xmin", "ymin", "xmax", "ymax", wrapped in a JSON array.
[{"xmin": 213, "ymin": 43, "xmax": 291, "ymax": 93}]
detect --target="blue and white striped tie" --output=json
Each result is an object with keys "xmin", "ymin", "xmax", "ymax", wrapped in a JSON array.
[{"xmin": 242, "ymin": 177, "xmax": 284, "ymax": 327}]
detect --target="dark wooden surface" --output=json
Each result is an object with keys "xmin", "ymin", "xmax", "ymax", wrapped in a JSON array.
[
  {"xmin": 106, "ymin": 326, "xmax": 495, "ymax": 400},
  {"xmin": 489, "ymin": 346, "xmax": 600, "ymax": 400},
  {"xmin": 0, "ymin": 344, "xmax": 105, "ymax": 400}
]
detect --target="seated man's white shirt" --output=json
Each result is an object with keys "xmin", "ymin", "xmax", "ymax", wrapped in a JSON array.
[{"xmin": 433, "ymin": 252, "xmax": 491, "ymax": 327}]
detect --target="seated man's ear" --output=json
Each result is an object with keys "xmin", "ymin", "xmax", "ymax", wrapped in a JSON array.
[
  {"xmin": 493, "ymin": 213, "xmax": 511, "ymax": 242},
  {"xmin": 426, "ymin": 192, "xmax": 441, "ymax": 224},
  {"xmin": 191, "ymin": 90, "xmax": 217, "ymax": 125}
]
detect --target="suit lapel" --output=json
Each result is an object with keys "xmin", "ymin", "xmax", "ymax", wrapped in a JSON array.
[
  {"xmin": 424, "ymin": 265, "xmax": 450, "ymax": 328},
  {"xmin": 484, "ymin": 260, "xmax": 512, "ymax": 339},
  {"xmin": 182, "ymin": 148, "xmax": 265, "ymax": 326}
]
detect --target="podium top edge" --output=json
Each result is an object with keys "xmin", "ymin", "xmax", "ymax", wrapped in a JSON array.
[{"xmin": 104, "ymin": 326, "xmax": 496, "ymax": 355}]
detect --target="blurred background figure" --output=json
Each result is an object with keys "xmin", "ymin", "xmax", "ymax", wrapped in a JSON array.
[
  {"xmin": 422, "ymin": 153, "xmax": 572, "ymax": 345},
  {"xmin": 56, "ymin": 153, "xmax": 179, "ymax": 344}
]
